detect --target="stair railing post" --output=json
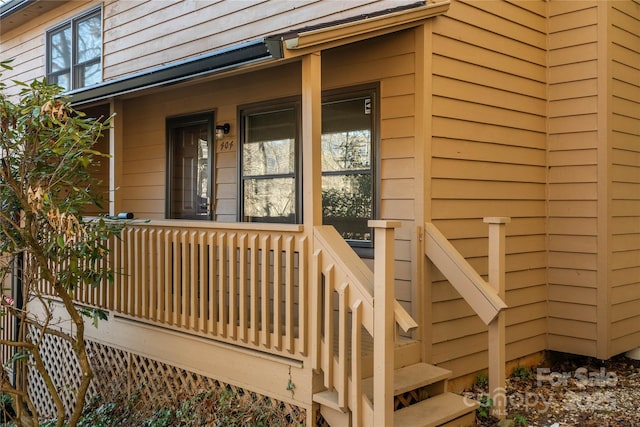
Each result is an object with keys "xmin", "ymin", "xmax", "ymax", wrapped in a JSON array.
[
  {"xmin": 484, "ymin": 217, "xmax": 510, "ymax": 419},
  {"xmin": 369, "ymin": 220, "xmax": 401, "ymax": 427}
]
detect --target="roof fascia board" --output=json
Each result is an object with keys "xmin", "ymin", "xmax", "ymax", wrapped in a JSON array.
[{"xmin": 281, "ymin": 0, "xmax": 450, "ymax": 57}]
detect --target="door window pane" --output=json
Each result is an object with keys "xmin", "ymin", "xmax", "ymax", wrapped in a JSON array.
[
  {"xmin": 322, "ymin": 95, "xmax": 374, "ymax": 244},
  {"xmin": 322, "ymin": 174, "xmax": 372, "ymax": 241}
]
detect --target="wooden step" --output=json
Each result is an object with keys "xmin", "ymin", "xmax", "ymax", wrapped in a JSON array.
[
  {"xmin": 394, "ymin": 392, "xmax": 478, "ymax": 427},
  {"xmin": 362, "ymin": 362, "xmax": 452, "ymax": 401},
  {"xmin": 313, "ymin": 389, "xmax": 342, "ymax": 411}
]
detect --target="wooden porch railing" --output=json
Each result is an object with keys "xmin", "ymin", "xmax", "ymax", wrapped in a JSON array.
[
  {"xmin": 312, "ymin": 221, "xmax": 417, "ymax": 426},
  {"xmin": 425, "ymin": 218, "xmax": 509, "ymax": 417},
  {"xmin": 31, "ymin": 218, "xmax": 417, "ymax": 424},
  {"xmin": 62, "ymin": 220, "xmax": 310, "ymax": 359}
]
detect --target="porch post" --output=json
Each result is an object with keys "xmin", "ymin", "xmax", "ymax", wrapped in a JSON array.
[
  {"xmin": 484, "ymin": 216, "xmax": 510, "ymax": 419},
  {"xmin": 370, "ymin": 220, "xmax": 401, "ymax": 427},
  {"xmin": 109, "ymin": 99, "xmax": 124, "ymax": 216},
  {"xmin": 301, "ymin": 52, "xmax": 322, "ymax": 229},
  {"xmin": 301, "ymin": 52, "xmax": 322, "ymax": 427}
]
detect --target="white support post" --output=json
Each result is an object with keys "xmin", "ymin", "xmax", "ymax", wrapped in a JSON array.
[
  {"xmin": 484, "ymin": 217, "xmax": 510, "ymax": 419},
  {"xmin": 370, "ymin": 220, "xmax": 401, "ymax": 427}
]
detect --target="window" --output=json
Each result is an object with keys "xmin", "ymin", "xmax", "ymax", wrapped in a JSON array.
[
  {"xmin": 240, "ymin": 102, "xmax": 299, "ymax": 223},
  {"xmin": 238, "ymin": 89, "xmax": 376, "ymax": 241},
  {"xmin": 322, "ymin": 90, "xmax": 376, "ymax": 245},
  {"xmin": 46, "ymin": 8, "xmax": 102, "ymax": 91},
  {"xmin": 167, "ymin": 114, "xmax": 214, "ymax": 220}
]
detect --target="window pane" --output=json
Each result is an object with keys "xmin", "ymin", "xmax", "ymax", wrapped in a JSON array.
[
  {"xmin": 52, "ymin": 73, "xmax": 71, "ymax": 92},
  {"xmin": 76, "ymin": 14, "xmax": 101, "ymax": 63},
  {"xmin": 243, "ymin": 139, "xmax": 295, "ymax": 176},
  {"xmin": 322, "ymin": 174, "xmax": 372, "ymax": 241},
  {"xmin": 244, "ymin": 178, "xmax": 295, "ymax": 223},
  {"xmin": 76, "ymin": 62, "xmax": 101, "ymax": 87},
  {"xmin": 50, "ymin": 26, "xmax": 71, "ymax": 72},
  {"xmin": 244, "ymin": 109, "xmax": 296, "ymax": 176},
  {"xmin": 322, "ymin": 130, "xmax": 371, "ymax": 172}
]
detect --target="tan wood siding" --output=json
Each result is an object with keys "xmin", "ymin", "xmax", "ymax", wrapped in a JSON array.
[
  {"xmin": 547, "ymin": 1, "xmax": 601, "ymax": 357},
  {"xmin": 101, "ymin": 0, "xmax": 423, "ymax": 80},
  {"xmin": 118, "ymin": 30, "xmax": 420, "ymax": 309},
  {"xmin": 119, "ymin": 62, "xmax": 301, "ymax": 219},
  {"xmin": 430, "ymin": 0, "xmax": 547, "ymax": 377},
  {"xmin": 608, "ymin": 0, "xmax": 640, "ymax": 356},
  {"xmin": 324, "ymin": 30, "xmax": 418, "ymax": 311}
]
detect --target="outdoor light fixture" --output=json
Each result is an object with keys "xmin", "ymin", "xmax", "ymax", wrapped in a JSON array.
[{"xmin": 215, "ymin": 123, "xmax": 230, "ymax": 138}]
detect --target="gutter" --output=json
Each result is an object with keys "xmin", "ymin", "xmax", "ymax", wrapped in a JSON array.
[
  {"xmin": 0, "ymin": 0, "xmax": 34, "ymax": 19},
  {"xmin": 67, "ymin": 38, "xmax": 283, "ymax": 106},
  {"xmin": 65, "ymin": 0, "xmax": 448, "ymax": 105}
]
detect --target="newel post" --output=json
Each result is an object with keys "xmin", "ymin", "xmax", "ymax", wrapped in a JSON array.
[
  {"xmin": 369, "ymin": 220, "xmax": 401, "ymax": 427},
  {"xmin": 484, "ymin": 217, "xmax": 510, "ymax": 419}
]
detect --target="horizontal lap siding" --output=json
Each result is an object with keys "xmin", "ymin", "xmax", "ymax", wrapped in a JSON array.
[
  {"xmin": 547, "ymin": 1, "xmax": 600, "ymax": 357},
  {"xmin": 609, "ymin": 1, "xmax": 640, "ymax": 356},
  {"xmin": 120, "ymin": 63, "xmax": 301, "ymax": 219},
  {"xmin": 102, "ymin": 0, "xmax": 421, "ymax": 79},
  {"xmin": 121, "ymin": 29, "xmax": 420, "ymax": 311},
  {"xmin": 430, "ymin": 0, "xmax": 547, "ymax": 377},
  {"xmin": 324, "ymin": 30, "xmax": 418, "ymax": 312}
]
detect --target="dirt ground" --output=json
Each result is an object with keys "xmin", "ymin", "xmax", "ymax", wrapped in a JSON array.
[{"xmin": 468, "ymin": 352, "xmax": 640, "ymax": 427}]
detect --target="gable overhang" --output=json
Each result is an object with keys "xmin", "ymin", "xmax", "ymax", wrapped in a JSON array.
[
  {"xmin": 0, "ymin": 0, "xmax": 71, "ymax": 33},
  {"xmin": 67, "ymin": 38, "xmax": 283, "ymax": 106},
  {"xmin": 274, "ymin": 0, "xmax": 450, "ymax": 58}
]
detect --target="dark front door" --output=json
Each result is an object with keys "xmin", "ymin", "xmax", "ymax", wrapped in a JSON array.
[{"xmin": 168, "ymin": 114, "xmax": 213, "ymax": 220}]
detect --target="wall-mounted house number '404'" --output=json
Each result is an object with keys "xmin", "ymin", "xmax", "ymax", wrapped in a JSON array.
[{"xmin": 218, "ymin": 140, "xmax": 235, "ymax": 152}]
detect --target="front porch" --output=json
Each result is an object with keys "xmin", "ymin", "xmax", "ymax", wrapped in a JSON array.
[{"xmin": 20, "ymin": 217, "xmax": 508, "ymax": 426}]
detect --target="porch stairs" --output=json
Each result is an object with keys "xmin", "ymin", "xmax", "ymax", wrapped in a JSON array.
[{"xmin": 314, "ymin": 361, "xmax": 478, "ymax": 427}]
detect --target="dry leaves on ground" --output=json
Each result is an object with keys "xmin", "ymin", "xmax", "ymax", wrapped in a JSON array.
[{"xmin": 469, "ymin": 353, "xmax": 640, "ymax": 427}]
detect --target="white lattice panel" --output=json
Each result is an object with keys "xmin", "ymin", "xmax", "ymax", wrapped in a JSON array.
[{"xmin": 31, "ymin": 334, "xmax": 306, "ymax": 424}]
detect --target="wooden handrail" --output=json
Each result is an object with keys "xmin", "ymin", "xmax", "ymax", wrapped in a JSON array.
[
  {"xmin": 424, "ymin": 222, "xmax": 506, "ymax": 325},
  {"xmin": 313, "ymin": 226, "xmax": 418, "ymax": 333},
  {"xmin": 425, "ymin": 219, "xmax": 510, "ymax": 419},
  {"xmin": 312, "ymin": 222, "xmax": 417, "ymax": 426}
]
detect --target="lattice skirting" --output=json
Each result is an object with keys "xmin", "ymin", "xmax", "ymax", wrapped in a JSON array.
[{"xmin": 27, "ymin": 329, "xmax": 305, "ymax": 424}]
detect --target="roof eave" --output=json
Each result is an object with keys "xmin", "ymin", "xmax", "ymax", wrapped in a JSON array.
[{"xmin": 279, "ymin": 0, "xmax": 450, "ymax": 57}]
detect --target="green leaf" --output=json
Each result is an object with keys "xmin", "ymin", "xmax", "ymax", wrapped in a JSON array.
[
  {"xmin": 9, "ymin": 351, "xmax": 29, "ymax": 364},
  {"xmin": 57, "ymin": 235, "xmax": 66, "ymax": 249}
]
